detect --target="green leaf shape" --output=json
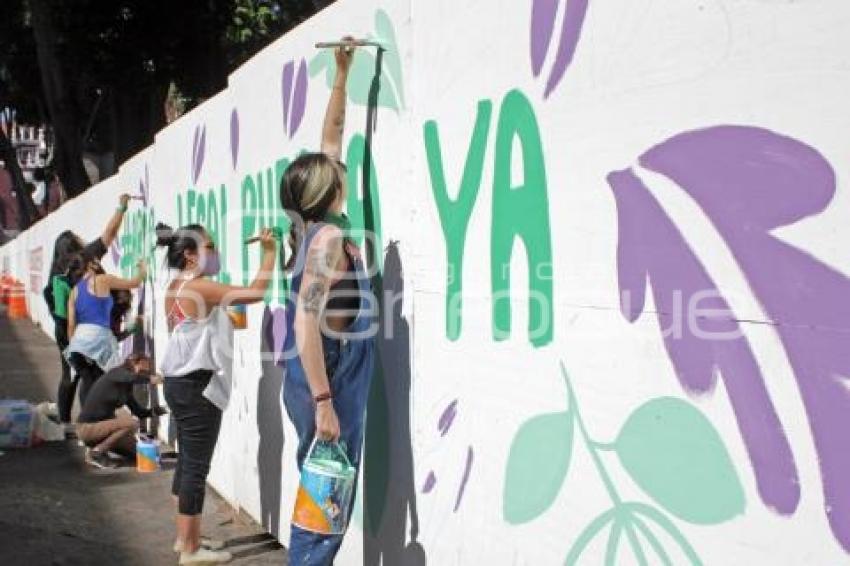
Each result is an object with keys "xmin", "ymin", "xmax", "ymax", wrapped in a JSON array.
[
  {"xmin": 615, "ymin": 398, "xmax": 745, "ymax": 525},
  {"xmin": 306, "ymin": 10, "xmax": 404, "ymax": 112},
  {"xmin": 605, "ymin": 518, "xmax": 623, "ymax": 566},
  {"xmin": 503, "ymin": 409, "xmax": 573, "ymax": 524},
  {"xmin": 373, "ymin": 9, "xmax": 405, "ymax": 107},
  {"xmin": 632, "ymin": 515, "xmax": 673, "ymax": 566},
  {"xmin": 626, "ymin": 502, "xmax": 704, "ymax": 565},
  {"xmin": 565, "ymin": 507, "xmax": 617, "ymax": 565}
]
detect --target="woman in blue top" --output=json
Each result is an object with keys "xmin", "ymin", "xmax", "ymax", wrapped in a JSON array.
[
  {"xmin": 279, "ymin": 38, "xmax": 376, "ymax": 565},
  {"xmin": 66, "ymin": 250, "xmax": 146, "ymax": 405}
]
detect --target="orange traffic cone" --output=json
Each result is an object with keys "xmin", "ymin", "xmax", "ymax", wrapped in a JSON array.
[{"xmin": 8, "ymin": 281, "xmax": 28, "ymax": 319}]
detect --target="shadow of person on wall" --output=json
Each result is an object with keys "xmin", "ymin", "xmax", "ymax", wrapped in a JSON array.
[
  {"xmin": 363, "ymin": 243, "xmax": 425, "ymax": 566},
  {"xmin": 257, "ymin": 306, "xmax": 284, "ymax": 537}
]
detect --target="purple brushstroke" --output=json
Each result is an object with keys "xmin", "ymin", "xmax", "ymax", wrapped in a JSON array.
[
  {"xmin": 438, "ymin": 399, "xmax": 458, "ymax": 437},
  {"xmin": 191, "ymin": 125, "xmax": 200, "ymax": 183},
  {"xmin": 230, "ymin": 108, "xmax": 240, "ymax": 170},
  {"xmin": 282, "ymin": 61, "xmax": 295, "ymax": 136},
  {"xmin": 641, "ymin": 126, "xmax": 850, "ymax": 551},
  {"xmin": 544, "ymin": 0, "xmax": 589, "ymax": 97},
  {"xmin": 110, "ymin": 241, "xmax": 120, "ymax": 266},
  {"xmin": 144, "ymin": 165, "xmax": 149, "ymax": 205},
  {"xmin": 531, "ymin": 0, "xmax": 559, "ymax": 77},
  {"xmin": 608, "ymin": 166, "xmax": 799, "ymax": 515},
  {"xmin": 453, "ymin": 446, "xmax": 474, "ymax": 512},
  {"xmin": 272, "ymin": 307, "xmax": 287, "ymax": 366},
  {"xmin": 290, "ymin": 60, "xmax": 308, "ymax": 137},
  {"xmin": 422, "ymin": 471, "xmax": 437, "ymax": 494},
  {"xmin": 628, "ymin": 125, "xmax": 850, "ymax": 551}
]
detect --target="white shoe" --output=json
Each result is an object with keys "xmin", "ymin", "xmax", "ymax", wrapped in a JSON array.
[
  {"xmin": 179, "ymin": 547, "xmax": 232, "ymax": 564},
  {"xmin": 173, "ymin": 537, "xmax": 225, "ymax": 553}
]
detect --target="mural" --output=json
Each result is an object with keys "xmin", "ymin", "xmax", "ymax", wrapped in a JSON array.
[{"xmin": 4, "ymin": 0, "xmax": 850, "ymax": 563}]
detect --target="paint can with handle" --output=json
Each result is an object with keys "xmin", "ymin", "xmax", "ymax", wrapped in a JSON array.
[
  {"xmin": 291, "ymin": 440, "xmax": 356, "ymax": 535},
  {"xmin": 136, "ymin": 434, "xmax": 159, "ymax": 473},
  {"xmin": 227, "ymin": 304, "xmax": 247, "ymax": 330}
]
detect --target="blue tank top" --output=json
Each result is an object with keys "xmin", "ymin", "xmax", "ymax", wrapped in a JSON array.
[{"xmin": 75, "ymin": 276, "xmax": 113, "ymax": 329}]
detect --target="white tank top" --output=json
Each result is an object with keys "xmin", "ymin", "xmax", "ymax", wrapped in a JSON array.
[{"xmin": 159, "ymin": 277, "xmax": 234, "ymax": 409}]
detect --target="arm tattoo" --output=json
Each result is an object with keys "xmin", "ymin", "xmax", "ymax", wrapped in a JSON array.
[
  {"xmin": 303, "ymin": 281, "xmax": 326, "ymax": 314},
  {"xmin": 301, "ymin": 244, "xmax": 335, "ymax": 314}
]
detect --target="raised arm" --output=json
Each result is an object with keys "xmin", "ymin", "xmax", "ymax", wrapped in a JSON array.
[
  {"xmin": 103, "ymin": 259, "xmax": 147, "ymax": 291},
  {"xmin": 320, "ymin": 38, "xmax": 356, "ymax": 161},
  {"xmin": 294, "ymin": 225, "xmax": 346, "ymax": 441},
  {"xmin": 99, "ymin": 193, "xmax": 131, "ymax": 247},
  {"xmin": 183, "ymin": 228, "xmax": 277, "ymax": 307}
]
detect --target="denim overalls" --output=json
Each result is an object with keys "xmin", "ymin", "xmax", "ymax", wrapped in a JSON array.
[{"xmin": 282, "ymin": 222, "xmax": 376, "ymax": 564}]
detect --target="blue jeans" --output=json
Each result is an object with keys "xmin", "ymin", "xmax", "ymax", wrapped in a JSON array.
[{"xmin": 283, "ymin": 334, "xmax": 374, "ymax": 565}]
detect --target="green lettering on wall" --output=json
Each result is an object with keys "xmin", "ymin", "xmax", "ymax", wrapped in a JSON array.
[
  {"xmin": 241, "ymin": 175, "xmax": 257, "ymax": 287},
  {"xmin": 345, "ymin": 133, "xmax": 383, "ymax": 272},
  {"xmin": 423, "ymin": 100, "xmax": 493, "ymax": 340},
  {"xmin": 491, "ymin": 89, "xmax": 553, "ymax": 347}
]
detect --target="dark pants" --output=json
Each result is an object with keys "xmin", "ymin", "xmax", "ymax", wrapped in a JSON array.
[
  {"xmin": 54, "ymin": 320, "xmax": 76, "ymax": 423},
  {"xmin": 164, "ymin": 370, "xmax": 222, "ymax": 516},
  {"xmin": 68, "ymin": 353, "xmax": 104, "ymax": 409}
]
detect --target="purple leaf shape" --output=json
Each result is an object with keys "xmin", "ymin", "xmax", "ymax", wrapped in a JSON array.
[
  {"xmin": 110, "ymin": 241, "xmax": 120, "ymax": 266},
  {"xmin": 630, "ymin": 125, "xmax": 850, "ymax": 551},
  {"xmin": 281, "ymin": 61, "xmax": 295, "ymax": 136},
  {"xmin": 289, "ymin": 59, "xmax": 308, "ymax": 137},
  {"xmin": 144, "ymin": 165, "xmax": 149, "ymax": 205},
  {"xmin": 438, "ymin": 399, "xmax": 458, "ymax": 437},
  {"xmin": 191, "ymin": 124, "xmax": 206, "ymax": 185},
  {"xmin": 272, "ymin": 307, "xmax": 287, "ymax": 366},
  {"xmin": 453, "ymin": 446, "xmax": 474, "ymax": 512},
  {"xmin": 541, "ymin": 0, "xmax": 589, "ymax": 98},
  {"xmin": 422, "ymin": 471, "xmax": 437, "ymax": 494},
  {"xmin": 608, "ymin": 165, "xmax": 799, "ymax": 516},
  {"xmin": 531, "ymin": 0, "xmax": 559, "ymax": 77},
  {"xmin": 230, "ymin": 108, "xmax": 239, "ymax": 170}
]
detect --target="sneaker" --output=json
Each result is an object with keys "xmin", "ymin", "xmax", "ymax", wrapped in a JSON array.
[
  {"xmin": 86, "ymin": 449, "xmax": 118, "ymax": 470},
  {"xmin": 173, "ymin": 537, "xmax": 226, "ymax": 553},
  {"xmin": 179, "ymin": 547, "xmax": 232, "ymax": 564}
]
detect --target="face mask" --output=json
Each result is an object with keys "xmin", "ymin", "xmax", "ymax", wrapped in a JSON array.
[{"xmin": 201, "ymin": 249, "xmax": 221, "ymax": 276}]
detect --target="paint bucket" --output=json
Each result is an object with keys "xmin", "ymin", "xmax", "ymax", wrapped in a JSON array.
[
  {"xmin": 136, "ymin": 434, "xmax": 159, "ymax": 473},
  {"xmin": 291, "ymin": 440, "xmax": 356, "ymax": 535},
  {"xmin": 227, "ymin": 304, "xmax": 247, "ymax": 330}
]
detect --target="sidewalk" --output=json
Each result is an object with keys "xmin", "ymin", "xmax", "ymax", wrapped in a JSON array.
[{"xmin": 0, "ymin": 308, "xmax": 287, "ymax": 565}]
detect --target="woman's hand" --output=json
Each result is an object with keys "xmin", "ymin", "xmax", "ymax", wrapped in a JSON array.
[
  {"xmin": 136, "ymin": 259, "xmax": 148, "ymax": 280},
  {"xmin": 334, "ymin": 36, "xmax": 356, "ymax": 75},
  {"xmin": 259, "ymin": 227, "xmax": 276, "ymax": 254},
  {"xmin": 119, "ymin": 193, "xmax": 131, "ymax": 208},
  {"xmin": 315, "ymin": 401, "xmax": 340, "ymax": 442}
]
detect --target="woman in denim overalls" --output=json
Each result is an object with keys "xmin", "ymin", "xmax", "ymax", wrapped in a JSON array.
[{"xmin": 280, "ymin": 38, "xmax": 376, "ymax": 565}]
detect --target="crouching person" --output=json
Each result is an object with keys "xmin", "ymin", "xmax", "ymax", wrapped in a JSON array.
[{"xmin": 76, "ymin": 354, "xmax": 166, "ymax": 469}]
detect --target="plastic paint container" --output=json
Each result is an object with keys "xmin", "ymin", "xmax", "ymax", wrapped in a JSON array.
[
  {"xmin": 292, "ymin": 441, "xmax": 356, "ymax": 535},
  {"xmin": 136, "ymin": 435, "xmax": 159, "ymax": 473}
]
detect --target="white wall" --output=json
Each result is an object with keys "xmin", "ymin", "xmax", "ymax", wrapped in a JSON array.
[{"xmin": 4, "ymin": 0, "xmax": 850, "ymax": 563}]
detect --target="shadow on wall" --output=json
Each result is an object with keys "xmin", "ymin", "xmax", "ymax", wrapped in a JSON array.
[
  {"xmin": 364, "ymin": 242, "xmax": 426, "ymax": 566},
  {"xmin": 257, "ymin": 306, "xmax": 285, "ymax": 537}
]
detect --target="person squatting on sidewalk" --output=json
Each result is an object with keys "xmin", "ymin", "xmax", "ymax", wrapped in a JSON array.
[
  {"xmin": 157, "ymin": 222, "xmax": 277, "ymax": 565},
  {"xmin": 76, "ymin": 354, "xmax": 166, "ymax": 469}
]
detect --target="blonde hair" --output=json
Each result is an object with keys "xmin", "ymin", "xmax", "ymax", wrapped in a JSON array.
[{"xmin": 279, "ymin": 153, "xmax": 345, "ymax": 270}]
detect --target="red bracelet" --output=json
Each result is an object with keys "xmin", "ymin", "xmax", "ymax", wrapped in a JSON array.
[{"xmin": 314, "ymin": 391, "xmax": 332, "ymax": 404}]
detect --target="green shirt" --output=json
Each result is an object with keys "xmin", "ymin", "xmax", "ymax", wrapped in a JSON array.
[{"xmin": 52, "ymin": 275, "xmax": 72, "ymax": 319}]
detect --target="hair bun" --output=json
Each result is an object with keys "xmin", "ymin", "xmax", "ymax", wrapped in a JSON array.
[{"xmin": 155, "ymin": 223, "xmax": 176, "ymax": 247}]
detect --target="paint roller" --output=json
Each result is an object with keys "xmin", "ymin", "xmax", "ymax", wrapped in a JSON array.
[{"xmin": 314, "ymin": 39, "xmax": 384, "ymax": 51}]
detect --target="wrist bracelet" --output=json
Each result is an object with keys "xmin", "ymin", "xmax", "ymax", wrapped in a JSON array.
[{"xmin": 314, "ymin": 391, "xmax": 332, "ymax": 404}]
